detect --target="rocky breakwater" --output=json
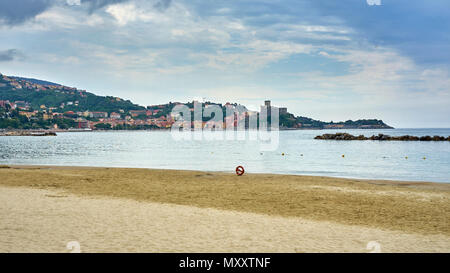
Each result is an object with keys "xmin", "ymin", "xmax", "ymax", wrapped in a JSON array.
[
  {"xmin": 0, "ymin": 131, "xmax": 57, "ymax": 136},
  {"xmin": 315, "ymin": 133, "xmax": 450, "ymax": 141}
]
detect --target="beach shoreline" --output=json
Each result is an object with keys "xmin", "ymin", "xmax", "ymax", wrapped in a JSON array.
[
  {"xmin": 1, "ymin": 165, "xmax": 449, "ymax": 252},
  {"xmin": 1, "ymin": 163, "xmax": 449, "ymax": 185}
]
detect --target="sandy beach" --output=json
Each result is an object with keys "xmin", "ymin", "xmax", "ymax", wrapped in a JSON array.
[{"xmin": 0, "ymin": 165, "xmax": 449, "ymax": 252}]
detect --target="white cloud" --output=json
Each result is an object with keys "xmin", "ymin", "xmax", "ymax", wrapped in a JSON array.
[
  {"xmin": 367, "ymin": 0, "xmax": 382, "ymax": 6},
  {"xmin": 190, "ymin": 39, "xmax": 314, "ymax": 71},
  {"xmin": 227, "ymin": 22, "xmax": 245, "ymax": 30},
  {"xmin": 216, "ymin": 7, "xmax": 231, "ymax": 14},
  {"xmin": 33, "ymin": 6, "xmax": 104, "ymax": 29},
  {"xmin": 292, "ymin": 46, "xmax": 450, "ymax": 118},
  {"xmin": 66, "ymin": 0, "xmax": 81, "ymax": 6},
  {"xmin": 171, "ymin": 29, "xmax": 186, "ymax": 37},
  {"xmin": 105, "ymin": 3, "xmax": 170, "ymax": 26}
]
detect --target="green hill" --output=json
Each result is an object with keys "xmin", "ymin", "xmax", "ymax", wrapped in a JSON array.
[
  {"xmin": 9, "ymin": 76, "xmax": 60, "ymax": 86},
  {"xmin": 0, "ymin": 73, "xmax": 145, "ymax": 113}
]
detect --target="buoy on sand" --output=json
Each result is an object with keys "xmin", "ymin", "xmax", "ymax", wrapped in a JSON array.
[{"xmin": 236, "ymin": 166, "xmax": 245, "ymax": 176}]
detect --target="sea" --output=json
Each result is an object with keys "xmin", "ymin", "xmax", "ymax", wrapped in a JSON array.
[{"xmin": 0, "ymin": 128, "xmax": 449, "ymax": 183}]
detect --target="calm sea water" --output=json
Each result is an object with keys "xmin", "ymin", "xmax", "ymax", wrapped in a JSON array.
[{"xmin": 0, "ymin": 129, "xmax": 449, "ymax": 183}]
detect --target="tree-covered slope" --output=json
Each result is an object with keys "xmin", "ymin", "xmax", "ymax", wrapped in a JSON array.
[{"xmin": 0, "ymin": 74, "xmax": 145, "ymax": 113}]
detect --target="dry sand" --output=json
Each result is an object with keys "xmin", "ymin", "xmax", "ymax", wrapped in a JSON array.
[
  {"xmin": 1, "ymin": 187, "xmax": 449, "ymax": 253},
  {"xmin": 0, "ymin": 165, "xmax": 449, "ymax": 252}
]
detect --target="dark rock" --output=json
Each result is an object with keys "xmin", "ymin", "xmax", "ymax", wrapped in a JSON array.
[
  {"xmin": 357, "ymin": 135, "xmax": 367, "ymax": 140},
  {"xmin": 315, "ymin": 133, "xmax": 449, "ymax": 141},
  {"xmin": 419, "ymin": 136, "xmax": 432, "ymax": 141},
  {"xmin": 432, "ymin": 135, "xmax": 445, "ymax": 141}
]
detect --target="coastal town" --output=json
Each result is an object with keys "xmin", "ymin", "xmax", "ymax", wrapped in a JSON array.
[
  {"xmin": 0, "ymin": 73, "xmax": 179, "ymax": 130},
  {"xmin": 0, "ymin": 99, "xmax": 176, "ymax": 130},
  {"xmin": 0, "ymin": 73, "xmax": 393, "ymax": 131},
  {"xmin": 0, "ymin": 102, "xmax": 184, "ymax": 131}
]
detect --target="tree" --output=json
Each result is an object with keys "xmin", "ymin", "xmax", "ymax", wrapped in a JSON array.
[{"xmin": 94, "ymin": 123, "xmax": 112, "ymax": 130}]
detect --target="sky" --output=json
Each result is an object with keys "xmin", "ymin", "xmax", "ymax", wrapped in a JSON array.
[{"xmin": 0, "ymin": 0, "xmax": 449, "ymax": 128}]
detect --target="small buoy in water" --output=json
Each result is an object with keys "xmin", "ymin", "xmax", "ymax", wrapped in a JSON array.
[
  {"xmin": 405, "ymin": 156, "xmax": 408, "ymax": 159},
  {"xmin": 342, "ymin": 154, "xmax": 345, "ymax": 158},
  {"xmin": 300, "ymin": 154, "xmax": 303, "ymax": 156},
  {"xmin": 423, "ymin": 157, "xmax": 426, "ymax": 160},
  {"xmin": 282, "ymin": 153, "xmax": 285, "ymax": 156},
  {"xmin": 235, "ymin": 166, "xmax": 245, "ymax": 176},
  {"xmin": 260, "ymin": 152, "xmax": 263, "ymax": 155}
]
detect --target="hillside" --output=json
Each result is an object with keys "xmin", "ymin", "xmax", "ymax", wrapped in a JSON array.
[
  {"xmin": 9, "ymin": 76, "xmax": 60, "ymax": 86},
  {"xmin": 0, "ymin": 72, "xmax": 393, "ymax": 130},
  {"xmin": 0, "ymin": 73, "xmax": 145, "ymax": 113},
  {"xmin": 280, "ymin": 113, "xmax": 392, "ymax": 129}
]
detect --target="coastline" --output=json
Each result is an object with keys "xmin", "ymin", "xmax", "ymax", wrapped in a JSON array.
[
  {"xmin": 2, "ymin": 163, "xmax": 449, "ymax": 185},
  {"xmin": 0, "ymin": 125, "xmax": 397, "ymax": 134},
  {"xmin": 1, "ymin": 165, "xmax": 449, "ymax": 252}
]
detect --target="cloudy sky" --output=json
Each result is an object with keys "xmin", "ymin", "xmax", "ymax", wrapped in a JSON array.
[{"xmin": 0, "ymin": 0, "xmax": 449, "ymax": 127}]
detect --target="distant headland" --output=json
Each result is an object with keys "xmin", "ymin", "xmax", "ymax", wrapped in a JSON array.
[{"xmin": 0, "ymin": 72, "xmax": 393, "ymax": 131}]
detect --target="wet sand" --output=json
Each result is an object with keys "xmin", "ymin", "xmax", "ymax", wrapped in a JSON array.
[{"xmin": 0, "ymin": 165, "xmax": 449, "ymax": 252}]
